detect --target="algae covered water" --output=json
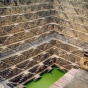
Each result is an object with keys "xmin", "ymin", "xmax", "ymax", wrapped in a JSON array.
[{"xmin": 25, "ymin": 66, "xmax": 65, "ymax": 88}]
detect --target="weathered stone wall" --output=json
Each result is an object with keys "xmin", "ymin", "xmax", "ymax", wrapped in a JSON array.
[
  {"xmin": 53, "ymin": 0, "xmax": 88, "ymax": 50},
  {"xmin": 0, "ymin": 0, "xmax": 88, "ymax": 87},
  {"xmin": 0, "ymin": 0, "xmax": 55, "ymax": 57},
  {"xmin": 0, "ymin": 0, "xmax": 88, "ymax": 61},
  {"xmin": 0, "ymin": 1, "xmax": 56, "ymax": 87}
]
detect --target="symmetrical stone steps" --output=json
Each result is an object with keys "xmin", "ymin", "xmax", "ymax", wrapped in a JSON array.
[
  {"xmin": 53, "ymin": 16, "xmax": 88, "ymax": 31},
  {"xmin": 53, "ymin": 23, "xmax": 88, "ymax": 48},
  {"xmin": 0, "ymin": 0, "xmax": 55, "ymax": 53},
  {"xmin": 56, "ymin": 32, "xmax": 88, "ymax": 50},
  {"xmin": 57, "ymin": 0, "xmax": 88, "ymax": 10},
  {"xmin": 0, "ymin": 2, "xmax": 53, "ymax": 16},
  {"xmin": 0, "ymin": 9, "xmax": 55, "ymax": 27},
  {"xmin": 0, "ymin": 0, "xmax": 88, "ymax": 87},
  {"xmin": 57, "ymin": 6, "xmax": 88, "ymax": 19},
  {"xmin": 0, "ymin": 31, "xmax": 56, "ymax": 58},
  {"xmin": 0, "ymin": 40, "xmax": 55, "ymax": 71},
  {"xmin": 0, "ymin": 0, "xmax": 54, "ymax": 7},
  {"xmin": 0, "ymin": 0, "xmax": 55, "ymax": 56},
  {"xmin": 0, "ymin": 0, "xmax": 87, "ymax": 58},
  {"xmin": 0, "ymin": 38, "xmax": 83, "ymax": 72},
  {"xmin": 0, "ymin": 23, "xmax": 52, "ymax": 46},
  {"xmin": 53, "ymin": 0, "xmax": 88, "ymax": 50},
  {"xmin": 53, "ymin": 0, "xmax": 88, "ymax": 52},
  {"xmin": 0, "ymin": 16, "xmax": 52, "ymax": 37},
  {"xmin": 1, "ymin": 22, "xmax": 87, "ymax": 58}
]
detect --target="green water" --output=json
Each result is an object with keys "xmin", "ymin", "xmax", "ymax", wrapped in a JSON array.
[{"xmin": 25, "ymin": 66, "xmax": 65, "ymax": 88}]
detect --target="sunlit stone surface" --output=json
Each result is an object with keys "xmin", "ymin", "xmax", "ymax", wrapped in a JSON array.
[
  {"xmin": 0, "ymin": 0, "xmax": 88, "ymax": 88},
  {"xmin": 64, "ymin": 69, "xmax": 88, "ymax": 88}
]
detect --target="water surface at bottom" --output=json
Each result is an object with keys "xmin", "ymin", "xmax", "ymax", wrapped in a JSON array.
[{"xmin": 25, "ymin": 66, "xmax": 65, "ymax": 88}]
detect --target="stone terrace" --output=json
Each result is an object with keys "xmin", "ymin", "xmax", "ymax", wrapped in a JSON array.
[{"xmin": 0, "ymin": 0, "xmax": 88, "ymax": 88}]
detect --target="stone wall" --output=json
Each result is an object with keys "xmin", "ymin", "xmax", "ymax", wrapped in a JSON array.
[
  {"xmin": 53, "ymin": 0, "xmax": 88, "ymax": 50},
  {"xmin": 0, "ymin": 0, "xmax": 55, "ymax": 57},
  {"xmin": 0, "ymin": 0, "xmax": 88, "ymax": 87}
]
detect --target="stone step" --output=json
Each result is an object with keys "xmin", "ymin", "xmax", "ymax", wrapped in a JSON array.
[
  {"xmin": 0, "ymin": 0, "xmax": 53, "ymax": 7},
  {"xmin": 0, "ymin": 2, "xmax": 53, "ymax": 16},
  {"xmin": 0, "ymin": 9, "xmax": 55, "ymax": 27}
]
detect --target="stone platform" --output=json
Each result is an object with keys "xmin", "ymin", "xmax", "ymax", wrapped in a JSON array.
[
  {"xmin": 64, "ymin": 69, "xmax": 88, "ymax": 88},
  {"xmin": 51, "ymin": 68, "xmax": 88, "ymax": 88}
]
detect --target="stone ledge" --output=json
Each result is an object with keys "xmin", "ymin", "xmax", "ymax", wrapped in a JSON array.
[{"xmin": 50, "ymin": 68, "xmax": 78, "ymax": 88}]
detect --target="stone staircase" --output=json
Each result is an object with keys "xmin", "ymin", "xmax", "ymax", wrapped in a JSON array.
[{"xmin": 0, "ymin": 0, "xmax": 88, "ymax": 88}]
